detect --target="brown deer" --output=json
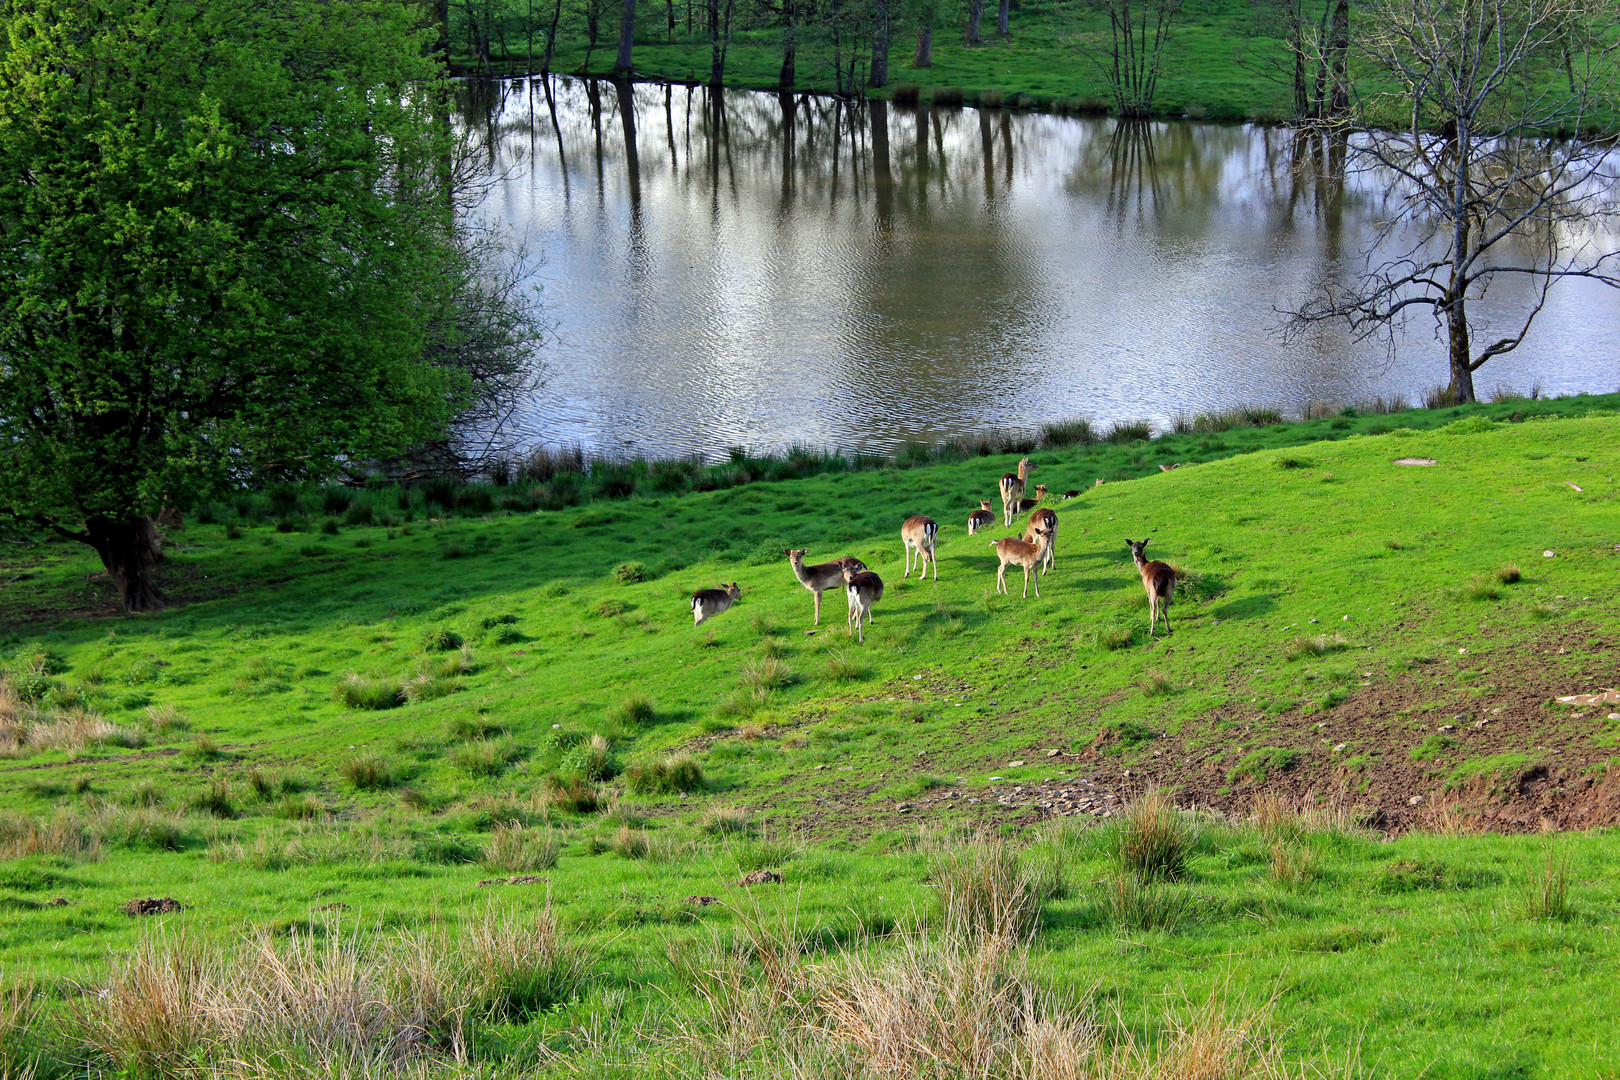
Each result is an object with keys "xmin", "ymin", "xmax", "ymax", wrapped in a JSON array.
[
  {"xmin": 1025, "ymin": 507, "xmax": 1058, "ymax": 574},
  {"xmin": 1127, "ymin": 538, "xmax": 1176, "ymax": 636},
  {"xmin": 691, "ymin": 583, "xmax": 741, "ymax": 626},
  {"xmin": 1060, "ymin": 490, "xmax": 1080, "ymax": 500},
  {"xmin": 999, "ymin": 458, "xmax": 1035, "ymax": 526},
  {"xmin": 1010, "ymin": 483, "xmax": 1049, "ymax": 517},
  {"xmin": 968, "ymin": 500, "xmax": 995, "ymax": 535},
  {"xmin": 990, "ymin": 528, "xmax": 1052, "ymax": 598},
  {"xmin": 786, "ymin": 549, "xmax": 866, "ymax": 626},
  {"xmin": 901, "ymin": 515, "xmax": 939, "ymax": 580},
  {"xmin": 843, "ymin": 563, "xmax": 884, "ymax": 643}
]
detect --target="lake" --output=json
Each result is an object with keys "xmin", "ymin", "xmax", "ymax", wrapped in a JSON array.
[{"xmin": 460, "ymin": 76, "xmax": 1620, "ymax": 459}]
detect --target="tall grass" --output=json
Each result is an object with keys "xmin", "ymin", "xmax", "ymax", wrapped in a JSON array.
[
  {"xmin": 931, "ymin": 835, "xmax": 1046, "ymax": 943},
  {"xmin": 1112, "ymin": 791, "xmax": 1194, "ymax": 881}
]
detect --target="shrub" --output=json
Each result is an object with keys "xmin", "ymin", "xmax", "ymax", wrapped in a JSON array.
[
  {"xmin": 624, "ymin": 754, "xmax": 705, "ymax": 795},
  {"xmin": 611, "ymin": 562, "xmax": 647, "ymax": 584},
  {"xmin": 976, "ymin": 88, "xmax": 1006, "ymax": 108},
  {"xmin": 483, "ymin": 824, "xmax": 560, "ymax": 873},
  {"xmin": 1095, "ymin": 624, "xmax": 1137, "ymax": 651},
  {"xmin": 1098, "ymin": 870, "xmax": 1192, "ymax": 931},
  {"xmin": 1524, "ymin": 851, "xmax": 1573, "ymax": 921},
  {"xmin": 741, "ymin": 657, "xmax": 793, "ymax": 692},
  {"xmin": 421, "ymin": 627, "xmax": 464, "ymax": 652},
  {"xmin": 566, "ymin": 734, "xmax": 620, "ymax": 781},
  {"xmin": 931, "ymin": 835, "xmax": 1042, "ymax": 943},
  {"xmin": 402, "ymin": 673, "xmax": 458, "ymax": 703},
  {"xmin": 334, "ymin": 674, "xmax": 404, "ymax": 710},
  {"xmin": 891, "ymin": 82, "xmax": 921, "ymax": 104},
  {"xmin": 608, "ymin": 694, "xmax": 655, "ymax": 727},
  {"xmin": 1112, "ymin": 791, "xmax": 1193, "ymax": 880},
  {"xmin": 342, "ymin": 501, "xmax": 375, "ymax": 526},
  {"xmin": 543, "ymin": 773, "xmax": 602, "ymax": 813},
  {"xmin": 341, "ymin": 752, "xmax": 400, "ymax": 790},
  {"xmin": 1106, "ymin": 420, "xmax": 1153, "ymax": 443},
  {"xmin": 931, "ymin": 85, "xmax": 965, "ymax": 106},
  {"xmin": 826, "ymin": 650, "xmax": 869, "ymax": 681},
  {"xmin": 1038, "ymin": 417, "xmax": 1097, "ymax": 447},
  {"xmin": 276, "ymin": 795, "xmax": 323, "ymax": 821},
  {"xmin": 700, "ymin": 805, "xmax": 755, "ymax": 836},
  {"xmin": 1140, "ymin": 669, "xmax": 1175, "ymax": 697},
  {"xmin": 1465, "ymin": 575, "xmax": 1501, "ymax": 601},
  {"xmin": 453, "ymin": 738, "xmax": 522, "ymax": 777},
  {"xmin": 1227, "ymin": 747, "xmax": 1300, "ymax": 785},
  {"xmin": 611, "ymin": 824, "xmax": 651, "ymax": 859},
  {"xmin": 188, "ymin": 779, "xmax": 238, "ymax": 819},
  {"xmin": 1286, "ymin": 633, "xmax": 1347, "ymax": 660},
  {"xmin": 1441, "ymin": 415, "xmax": 1496, "ymax": 435},
  {"xmin": 1496, "ymin": 563, "xmax": 1523, "ymax": 584},
  {"xmin": 187, "ymin": 734, "xmax": 222, "ymax": 760},
  {"xmin": 145, "ymin": 704, "xmax": 189, "ymax": 734}
]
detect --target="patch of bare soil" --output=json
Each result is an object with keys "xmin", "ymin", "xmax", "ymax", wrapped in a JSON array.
[
  {"xmin": 784, "ymin": 626, "xmax": 1620, "ymax": 837},
  {"xmin": 121, "ymin": 897, "xmax": 183, "ymax": 916}
]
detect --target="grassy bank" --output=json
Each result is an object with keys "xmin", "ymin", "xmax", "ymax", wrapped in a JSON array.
[{"xmin": 3, "ymin": 397, "xmax": 1620, "ymax": 1076}]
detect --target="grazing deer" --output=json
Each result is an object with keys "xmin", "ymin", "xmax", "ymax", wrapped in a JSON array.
[
  {"xmin": 1025, "ymin": 507, "xmax": 1058, "ymax": 574},
  {"xmin": 692, "ymin": 583, "xmax": 742, "ymax": 626},
  {"xmin": 1127, "ymin": 538, "xmax": 1176, "ymax": 636},
  {"xmin": 843, "ymin": 563, "xmax": 884, "ymax": 643},
  {"xmin": 901, "ymin": 515, "xmax": 939, "ymax": 580},
  {"xmin": 999, "ymin": 458, "xmax": 1035, "ymax": 526},
  {"xmin": 786, "ymin": 549, "xmax": 866, "ymax": 625},
  {"xmin": 1011, "ymin": 483, "xmax": 1049, "ymax": 517},
  {"xmin": 1159, "ymin": 463, "xmax": 1182, "ymax": 472},
  {"xmin": 990, "ymin": 528, "xmax": 1052, "ymax": 598},
  {"xmin": 968, "ymin": 500, "xmax": 995, "ymax": 535},
  {"xmin": 1061, "ymin": 490, "xmax": 1080, "ymax": 500}
]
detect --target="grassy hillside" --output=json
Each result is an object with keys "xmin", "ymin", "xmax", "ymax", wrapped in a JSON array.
[{"xmin": 2, "ymin": 400, "xmax": 1619, "ymax": 1077}]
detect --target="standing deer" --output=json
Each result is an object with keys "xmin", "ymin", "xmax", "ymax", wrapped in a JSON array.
[
  {"xmin": 843, "ymin": 563, "xmax": 884, "ymax": 643},
  {"xmin": 1025, "ymin": 507, "xmax": 1058, "ymax": 574},
  {"xmin": 990, "ymin": 528, "xmax": 1052, "ymax": 598},
  {"xmin": 691, "ymin": 583, "xmax": 742, "ymax": 626},
  {"xmin": 901, "ymin": 515, "xmax": 939, "ymax": 580},
  {"xmin": 785, "ymin": 550, "xmax": 866, "ymax": 626},
  {"xmin": 968, "ymin": 500, "xmax": 995, "ymax": 535},
  {"xmin": 999, "ymin": 458, "xmax": 1035, "ymax": 526},
  {"xmin": 1127, "ymin": 539, "xmax": 1176, "ymax": 636},
  {"xmin": 1011, "ymin": 483, "xmax": 1049, "ymax": 517}
]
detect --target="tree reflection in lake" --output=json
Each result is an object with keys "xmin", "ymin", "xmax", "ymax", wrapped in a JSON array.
[{"xmin": 455, "ymin": 77, "xmax": 1620, "ymax": 458}]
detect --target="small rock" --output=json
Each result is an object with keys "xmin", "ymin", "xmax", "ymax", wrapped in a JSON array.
[
  {"xmin": 1544, "ymin": 550, "xmax": 1556, "ymax": 557},
  {"xmin": 1008, "ymin": 760, "xmax": 1026, "ymax": 768},
  {"xmin": 1045, "ymin": 749, "xmax": 1062, "ymax": 757},
  {"xmin": 814, "ymin": 764, "xmax": 826, "ymax": 770},
  {"xmin": 988, "ymin": 775, "xmax": 1004, "ymax": 781},
  {"xmin": 686, "ymin": 895, "xmax": 721, "ymax": 906},
  {"xmin": 122, "ymin": 897, "xmax": 183, "ymax": 916},
  {"xmin": 1342, "ymin": 615, "xmax": 1350, "ymax": 621},
  {"xmin": 1333, "ymin": 743, "xmax": 1347, "ymax": 753},
  {"xmin": 740, "ymin": 870, "xmax": 784, "ymax": 886},
  {"xmin": 1610, "ymin": 713, "xmax": 1620, "ymax": 721},
  {"xmin": 1439, "ymin": 724, "xmax": 1455, "ymax": 732},
  {"xmin": 1458, "ymin": 648, "xmax": 1468, "ymax": 654},
  {"xmin": 895, "ymin": 802, "xmax": 912, "ymax": 812},
  {"xmin": 1407, "ymin": 795, "xmax": 1424, "ymax": 806}
]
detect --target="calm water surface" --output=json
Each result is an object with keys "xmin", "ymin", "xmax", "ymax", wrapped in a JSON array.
[{"xmin": 461, "ymin": 77, "xmax": 1620, "ymax": 458}]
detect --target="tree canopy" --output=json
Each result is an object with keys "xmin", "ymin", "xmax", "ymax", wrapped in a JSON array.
[{"xmin": 0, "ymin": 0, "xmax": 474, "ymax": 608}]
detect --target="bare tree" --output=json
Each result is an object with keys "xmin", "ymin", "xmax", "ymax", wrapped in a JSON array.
[
  {"xmin": 1291, "ymin": 0, "xmax": 1620, "ymax": 402},
  {"xmin": 1081, "ymin": 0, "xmax": 1185, "ymax": 117},
  {"xmin": 1242, "ymin": 0, "xmax": 1349, "ymax": 120}
]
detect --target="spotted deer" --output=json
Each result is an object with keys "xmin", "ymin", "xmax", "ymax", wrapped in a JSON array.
[
  {"xmin": 691, "ymin": 583, "xmax": 741, "ymax": 626},
  {"xmin": 786, "ymin": 550, "xmax": 866, "ymax": 626},
  {"xmin": 990, "ymin": 527, "xmax": 1052, "ymax": 598},
  {"xmin": 968, "ymin": 500, "xmax": 995, "ymax": 535},
  {"xmin": 1127, "ymin": 538, "xmax": 1176, "ymax": 636},
  {"xmin": 843, "ymin": 563, "xmax": 885, "ymax": 643},
  {"xmin": 999, "ymin": 458, "xmax": 1035, "ymax": 526},
  {"xmin": 901, "ymin": 515, "xmax": 939, "ymax": 580},
  {"xmin": 1025, "ymin": 507, "xmax": 1058, "ymax": 574}
]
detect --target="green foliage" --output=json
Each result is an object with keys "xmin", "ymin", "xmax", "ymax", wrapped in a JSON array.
[
  {"xmin": 1227, "ymin": 747, "xmax": 1300, "ymax": 785},
  {"xmin": 341, "ymin": 753, "xmax": 401, "ymax": 791},
  {"xmin": 624, "ymin": 755, "xmax": 706, "ymax": 795}
]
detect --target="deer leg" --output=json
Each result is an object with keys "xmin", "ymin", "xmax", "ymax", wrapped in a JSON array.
[
  {"xmin": 930, "ymin": 548, "xmax": 937, "ymax": 580},
  {"xmin": 1031, "ymin": 566, "xmax": 1040, "ymax": 599},
  {"xmin": 813, "ymin": 590, "xmax": 820, "ymax": 626}
]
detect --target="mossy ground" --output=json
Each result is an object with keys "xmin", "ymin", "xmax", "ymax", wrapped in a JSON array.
[{"xmin": 3, "ymin": 396, "xmax": 1619, "ymax": 1076}]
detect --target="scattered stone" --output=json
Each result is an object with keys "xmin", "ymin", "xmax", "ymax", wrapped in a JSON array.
[
  {"xmin": 1544, "ymin": 550, "xmax": 1556, "ymax": 557},
  {"xmin": 1333, "ymin": 743, "xmax": 1347, "ymax": 753},
  {"xmin": 686, "ymin": 895, "xmax": 720, "ymax": 906},
  {"xmin": 1610, "ymin": 713, "xmax": 1620, "ymax": 721},
  {"xmin": 1008, "ymin": 760, "xmax": 1026, "ymax": 768},
  {"xmin": 1558, "ymin": 691, "xmax": 1620, "ymax": 705},
  {"xmin": 1440, "ymin": 724, "xmax": 1455, "ymax": 732},
  {"xmin": 1045, "ymin": 749, "xmax": 1062, "ymax": 757},
  {"xmin": 314, "ymin": 902, "xmax": 349, "ymax": 911},
  {"xmin": 895, "ymin": 802, "xmax": 912, "ymax": 813},
  {"xmin": 1394, "ymin": 457, "xmax": 1437, "ymax": 466},
  {"xmin": 1407, "ymin": 795, "xmax": 1424, "ymax": 806},
  {"xmin": 740, "ymin": 870, "xmax": 784, "ymax": 886},
  {"xmin": 988, "ymin": 775, "xmax": 1004, "ymax": 781},
  {"xmin": 122, "ymin": 897, "xmax": 183, "ymax": 916},
  {"xmin": 1565, "ymin": 482, "xmax": 1583, "ymax": 492},
  {"xmin": 47, "ymin": 898, "xmax": 70, "ymax": 907},
  {"xmin": 477, "ymin": 876, "xmax": 548, "ymax": 887}
]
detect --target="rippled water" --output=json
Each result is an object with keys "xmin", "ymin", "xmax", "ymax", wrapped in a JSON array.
[{"xmin": 460, "ymin": 77, "xmax": 1620, "ymax": 459}]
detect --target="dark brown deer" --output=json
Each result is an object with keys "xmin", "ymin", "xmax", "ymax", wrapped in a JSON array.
[
  {"xmin": 786, "ymin": 550, "xmax": 866, "ymax": 626},
  {"xmin": 1127, "ymin": 539, "xmax": 1176, "ymax": 636},
  {"xmin": 843, "ymin": 563, "xmax": 884, "ymax": 643},
  {"xmin": 1010, "ymin": 483, "xmax": 1048, "ymax": 517},
  {"xmin": 691, "ymin": 583, "xmax": 741, "ymax": 626},
  {"xmin": 901, "ymin": 515, "xmax": 939, "ymax": 580}
]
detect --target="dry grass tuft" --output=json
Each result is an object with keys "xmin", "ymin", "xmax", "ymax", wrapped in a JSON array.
[
  {"xmin": 931, "ymin": 834, "xmax": 1045, "ymax": 944},
  {"xmin": 1114, "ymin": 791, "xmax": 1194, "ymax": 881}
]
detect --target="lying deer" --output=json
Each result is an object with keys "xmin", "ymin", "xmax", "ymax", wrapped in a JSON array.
[
  {"xmin": 968, "ymin": 500, "xmax": 995, "ymax": 535},
  {"xmin": 1025, "ymin": 507, "xmax": 1058, "ymax": 574},
  {"xmin": 1127, "ymin": 538, "xmax": 1176, "ymax": 636},
  {"xmin": 1010, "ymin": 483, "xmax": 1049, "ymax": 517},
  {"xmin": 990, "ymin": 528, "xmax": 1052, "ymax": 598},
  {"xmin": 786, "ymin": 549, "xmax": 866, "ymax": 626},
  {"xmin": 691, "ymin": 583, "xmax": 741, "ymax": 626},
  {"xmin": 999, "ymin": 458, "xmax": 1035, "ymax": 526},
  {"xmin": 843, "ymin": 563, "xmax": 884, "ymax": 643},
  {"xmin": 901, "ymin": 515, "xmax": 939, "ymax": 580}
]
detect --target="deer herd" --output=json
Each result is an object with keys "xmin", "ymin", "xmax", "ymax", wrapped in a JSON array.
[{"xmin": 693, "ymin": 456, "xmax": 1175, "ymax": 642}]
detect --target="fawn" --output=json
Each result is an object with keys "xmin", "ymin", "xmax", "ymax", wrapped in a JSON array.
[
  {"xmin": 968, "ymin": 500, "xmax": 995, "ymax": 535},
  {"xmin": 1127, "ymin": 538, "xmax": 1176, "ymax": 636},
  {"xmin": 843, "ymin": 563, "xmax": 884, "ymax": 643}
]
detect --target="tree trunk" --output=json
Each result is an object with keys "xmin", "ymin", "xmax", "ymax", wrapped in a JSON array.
[
  {"xmin": 1446, "ymin": 296, "xmax": 1476, "ymax": 403},
  {"xmin": 869, "ymin": 0, "xmax": 890, "ymax": 87},
  {"xmin": 81, "ymin": 516, "xmax": 166, "ymax": 612},
  {"xmin": 542, "ymin": 0, "xmax": 562, "ymax": 71},
  {"xmin": 997, "ymin": 0, "xmax": 1009, "ymax": 36},
  {"xmin": 914, "ymin": 25, "xmax": 932, "ymax": 66},
  {"xmin": 667, "ymin": 0, "xmax": 674, "ymax": 41},
  {"xmin": 615, "ymin": 0, "xmax": 636, "ymax": 72},
  {"xmin": 1327, "ymin": 0, "xmax": 1349, "ymax": 113},
  {"xmin": 779, "ymin": 0, "xmax": 797, "ymax": 87},
  {"xmin": 965, "ymin": 0, "xmax": 984, "ymax": 43}
]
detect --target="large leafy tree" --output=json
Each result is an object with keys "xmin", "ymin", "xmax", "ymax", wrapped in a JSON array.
[{"xmin": 0, "ymin": 0, "xmax": 471, "ymax": 610}]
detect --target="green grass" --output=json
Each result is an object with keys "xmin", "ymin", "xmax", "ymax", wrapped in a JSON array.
[{"xmin": 2, "ymin": 397, "xmax": 1620, "ymax": 1075}]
